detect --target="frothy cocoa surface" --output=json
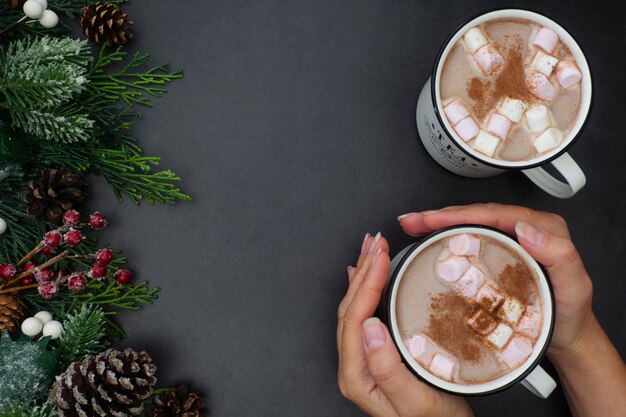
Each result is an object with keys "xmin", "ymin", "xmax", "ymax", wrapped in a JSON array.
[
  {"xmin": 439, "ymin": 18, "xmax": 582, "ymax": 162},
  {"xmin": 395, "ymin": 235, "xmax": 542, "ymax": 385}
]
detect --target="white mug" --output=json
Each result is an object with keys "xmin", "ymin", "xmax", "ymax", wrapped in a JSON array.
[
  {"xmin": 416, "ymin": 9, "xmax": 592, "ymax": 198},
  {"xmin": 380, "ymin": 225, "xmax": 557, "ymax": 398}
]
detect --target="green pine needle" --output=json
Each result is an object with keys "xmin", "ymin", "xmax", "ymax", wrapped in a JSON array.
[
  {"xmin": 58, "ymin": 304, "xmax": 108, "ymax": 367},
  {"xmin": 0, "ymin": 400, "xmax": 56, "ymax": 417}
]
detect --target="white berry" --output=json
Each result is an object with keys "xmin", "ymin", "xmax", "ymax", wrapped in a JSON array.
[
  {"xmin": 0, "ymin": 218, "xmax": 7, "ymax": 236},
  {"xmin": 34, "ymin": 311, "xmax": 53, "ymax": 324},
  {"xmin": 32, "ymin": 0, "xmax": 48, "ymax": 9},
  {"xmin": 21, "ymin": 317, "xmax": 43, "ymax": 337},
  {"xmin": 38, "ymin": 9, "xmax": 58, "ymax": 28},
  {"xmin": 23, "ymin": 0, "xmax": 44, "ymax": 19},
  {"xmin": 42, "ymin": 320, "xmax": 63, "ymax": 339}
]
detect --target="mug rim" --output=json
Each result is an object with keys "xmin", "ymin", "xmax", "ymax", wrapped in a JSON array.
[
  {"xmin": 429, "ymin": 7, "xmax": 594, "ymax": 170},
  {"xmin": 384, "ymin": 224, "xmax": 556, "ymax": 396}
]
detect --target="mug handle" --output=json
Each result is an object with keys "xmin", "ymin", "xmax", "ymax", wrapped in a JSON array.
[
  {"xmin": 522, "ymin": 152, "xmax": 586, "ymax": 199},
  {"xmin": 520, "ymin": 365, "xmax": 557, "ymax": 399}
]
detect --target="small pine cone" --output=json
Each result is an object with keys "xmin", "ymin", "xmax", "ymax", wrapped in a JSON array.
[
  {"xmin": 150, "ymin": 385, "xmax": 207, "ymax": 417},
  {"xmin": 10, "ymin": 0, "xmax": 20, "ymax": 8},
  {"xmin": 24, "ymin": 169, "xmax": 86, "ymax": 224},
  {"xmin": 81, "ymin": 2, "xmax": 134, "ymax": 46},
  {"xmin": 0, "ymin": 293, "xmax": 28, "ymax": 333},
  {"xmin": 51, "ymin": 348, "xmax": 158, "ymax": 417}
]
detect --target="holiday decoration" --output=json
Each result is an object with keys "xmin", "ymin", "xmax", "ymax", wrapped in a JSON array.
[
  {"xmin": 57, "ymin": 304, "xmax": 108, "ymax": 368},
  {"xmin": 24, "ymin": 169, "xmax": 86, "ymax": 223},
  {"xmin": 51, "ymin": 347, "xmax": 157, "ymax": 416},
  {"xmin": 81, "ymin": 2, "xmax": 134, "ymax": 46},
  {"xmin": 0, "ymin": 293, "xmax": 27, "ymax": 333},
  {"xmin": 150, "ymin": 385, "xmax": 207, "ymax": 417}
]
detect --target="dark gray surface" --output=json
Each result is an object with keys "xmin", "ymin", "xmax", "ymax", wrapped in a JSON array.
[{"xmin": 86, "ymin": 0, "xmax": 625, "ymax": 416}]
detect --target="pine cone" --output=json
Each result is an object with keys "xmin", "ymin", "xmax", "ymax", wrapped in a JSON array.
[
  {"xmin": 50, "ymin": 348, "xmax": 157, "ymax": 417},
  {"xmin": 10, "ymin": 0, "xmax": 20, "ymax": 8},
  {"xmin": 150, "ymin": 385, "xmax": 207, "ymax": 417},
  {"xmin": 0, "ymin": 293, "xmax": 27, "ymax": 333},
  {"xmin": 80, "ymin": 2, "xmax": 134, "ymax": 46},
  {"xmin": 24, "ymin": 169, "xmax": 86, "ymax": 224}
]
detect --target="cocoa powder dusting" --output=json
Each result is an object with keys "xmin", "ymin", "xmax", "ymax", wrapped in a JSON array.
[
  {"xmin": 496, "ymin": 263, "xmax": 536, "ymax": 304},
  {"xmin": 427, "ymin": 293, "xmax": 482, "ymax": 362}
]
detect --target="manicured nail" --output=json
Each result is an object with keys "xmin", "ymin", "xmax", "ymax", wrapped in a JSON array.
[
  {"xmin": 515, "ymin": 221, "xmax": 546, "ymax": 246},
  {"xmin": 368, "ymin": 232, "xmax": 381, "ymax": 253},
  {"xmin": 371, "ymin": 247, "xmax": 382, "ymax": 266},
  {"xmin": 397, "ymin": 212, "xmax": 419, "ymax": 221},
  {"xmin": 347, "ymin": 266, "xmax": 354, "ymax": 283},
  {"xmin": 360, "ymin": 233, "xmax": 371, "ymax": 255},
  {"xmin": 363, "ymin": 317, "xmax": 386, "ymax": 350}
]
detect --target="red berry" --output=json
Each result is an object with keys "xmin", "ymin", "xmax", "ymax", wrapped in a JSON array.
[
  {"xmin": 90, "ymin": 263, "xmax": 107, "ymax": 278},
  {"xmin": 114, "ymin": 269, "xmax": 132, "ymax": 285},
  {"xmin": 0, "ymin": 264, "xmax": 17, "ymax": 280},
  {"xmin": 67, "ymin": 273, "xmax": 87, "ymax": 292},
  {"xmin": 43, "ymin": 230, "xmax": 62, "ymax": 248},
  {"xmin": 40, "ymin": 245, "xmax": 56, "ymax": 256},
  {"xmin": 89, "ymin": 212, "xmax": 107, "ymax": 230},
  {"xmin": 62, "ymin": 209, "xmax": 81, "ymax": 227},
  {"xmin": 64, "ymin": 230, "xmax": 84, "ymax": 247},
  {"xmin": 35, "ymin": 268, "xmax": 54, "ymax": 283},
  {"xmin": 19, "ymin": 276, "xmax": 34, "ymax": 286},
  {"xmin": 95, "ymin": 249, "xmax": 113, "ymax": 265},
  {"xmin": 38, "ymin": 281, "xmax": 58, "ymax": 299},
  {"xmin": 23, "ymin": 262, "xmax": 37, "ymax": 272}
]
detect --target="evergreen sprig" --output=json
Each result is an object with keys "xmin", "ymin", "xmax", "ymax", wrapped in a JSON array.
[
  {"xmin": 0, "ymin": 400, "xmax": 56, "ymax": 417},
  {"xmin": 58, "ymin": 304, "xmax": 108, "ymax": 367}
]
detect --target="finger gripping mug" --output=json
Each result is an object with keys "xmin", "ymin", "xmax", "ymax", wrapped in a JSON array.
[
  {"xmin": 379, "ymin": 225, "xmax": 557, "ymax": 398},
  {"xmin": 416, "ymin": 9, "xmax": 592, "ymax": 198}
]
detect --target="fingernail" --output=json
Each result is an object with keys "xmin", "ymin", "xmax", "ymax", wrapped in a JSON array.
[
  {"xmin": 368, "ymin": 232, "xmax": 381, "ymax": 253},
  {"xmin": 363, "ymin": 317, "xmax": 386, "ymax": 350},
  {"xmin": 347, "ymin": 266, "xmax": 354, "ymax": 283},
  {"xmin": 371, "ymin": 247, "xmax": 382, "ymax": 266},
  {"xmin": 515, "ymin": 221, "xmax": 546, "ymax": 246},
  {"xmin": 360, "ymin": 233, "xmax": 371, "ymax": 255},
  {"xmin": 397, "ymin": 212, "xmax": 418, "ymax": 221}
]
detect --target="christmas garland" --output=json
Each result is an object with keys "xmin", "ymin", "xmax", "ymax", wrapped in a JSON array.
[{"xmin": 0, "ymin": 1, "xmax": 204, "ymax": 416}]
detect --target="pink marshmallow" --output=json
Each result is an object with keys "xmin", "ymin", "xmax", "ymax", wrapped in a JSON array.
[
  {"xmin": 532, "ymin": 27, "xmax": 559, "ymax": 54},
  {"xmin": 444, "ymin": 100, "xmax": 470, "ymax": 125},
  {"xmin": 437, "ymin": 256, "xmax": 471, "ymax": 282},
  {"xmin": 475, "ymin": 284, "xmax": 504, "ymax": 313},
  {"xmin": 473, "ymin": 44, "xmax": 504, "ymax": 74},
  {"xmin": 455, "ymin": 265, "xmax": 486, "ymax": 297},
  {"xmin": 454, "ymin": 117, "xmax": 479, "ymax": 142},
  {"xmin": 449, "ymin": 234, "xmax": 481, "ymax": 256},
  {"xmin": 406, "ymin": 334, "xmax": 436, "ymax": 366},
  {"xmin": 527, "ymin": 72, "xmax": 556, "ymax": 101},
  {"xmin": 429, "ymin": 353, "xmax": 458, "ymax": 381},
  {"xmin": 486, "ymin": 113, "xmax": 513, "ymax": 140},
  {"xmin": 555, "ymin": 61, "xmax": 582, "ymax": 88},
  {"xmin": 497, "ymin": 336, "xmax": 533, "ymax": 368},
  {"xmin": 515, "ymin": 309, "xmax": 542, "ymax": 339}
]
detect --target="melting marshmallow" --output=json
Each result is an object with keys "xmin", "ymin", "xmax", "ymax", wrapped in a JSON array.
[
  {"xmin": 515, "ymin": 309, "xmax": 542, "ymax": 338},
  {"xmin": 463, "ymin": 27, "xmax": 488, "ymax": 53},
  {"xmin": 437, "ymin": 256, "xmax": 471, "ymax": 282},
  {"xmin": 486, "ymin": 113, "xmax": 512, "ymax": 140},
  {"xmin": 555, "ymin": 61, "xmax": 582, "ymax": 88},
  {"xmin": 497, "ymin": 336, "xmax": 533, "ymax": 368},
  {"xmin": 475, "ymin": 284, "xmax": 504, "ymax": 313},
  {"xmin": 534, "ymin": 127, "xmax": 563, "ymax": 153},
  {"xmin": 499, "ymin": 98, "xmax": 528, "ymax": 123},
  {"xmin": 444, "ymin": 100, "xmax": 470, "ymax": 125},
  {"xmin": 471, "ymin": 130, "xmax": 500, "ymax": 158},
  {"xmin": 456, "ymin": 265, "xmax": 486, "ymax": 297},
  {"xmin": 429, "ymin": 353, "xmax": 458, "ymax": 381},
  {"xmin": 407, "ymin": 334, "xmax": 436, "ymax": 366},
  {"xmin": 449, "ymin": 234, "xmax": 481, "ymax": 256},
  {"xmin": 531, "ymin": 50, "xmax": 559, "ymax": 76},
  {"xmin": 532, "ymin": 27, "xmax": 559, "ymax": 54},
  {"xmin": 527, "ymin": 72, "xmax": 556, "ymax": 101},
  {"xmin": 486, "ymin": 323, "xmax": 513, "ymax": 350},
  {"xmin": 467, "ymin": 308, "xmax": 497, "ymax": 335},
  {"xmin": 497, "ymin": 297, "xmax": 525, "ymax": 325},
  {"xmin": 525, "ymin": 104, "xmax": 551, "ymax": 133},
  {"xmin": 474, "ymin": 44, "xmax": 504, "ymax": 74},
  {"xmin": 454, "ymin": 117, "xmax": 480, "ymax": 142}
]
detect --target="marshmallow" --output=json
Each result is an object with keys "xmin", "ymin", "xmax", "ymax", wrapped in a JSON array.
[
  {"xmin": 437, "ymin": 256, "xmax": 471, "ymax": 282},
  {"xmin": 555, "ymin": 61, "xmax": 582, "ymax": 88},
  {"xmin": 527, "ymin": 72, "xmax": 556, "ymax": 101},
  {"xmin": 407, "ymin": 334, "xmax": 437, "ymax": 366},
  {"xmin": 454, "ymin": 117, "xmax": 480, "ymax": 142},
  {"xmin": 449, "ymin": 234, "xmax": 481, "ymax": 257},
  {"xmin": 497, "ymin": 336, "xmax": 533, "ymax": 368},
  {"xmin": 499, "ymin": 98, "xmax": 528, "ymax": 123},
  {"xmin": 467, "ymin": 308, "xmax": 497, "ymax": 335},
  {"xmin": 463, "ymin": 27, "xmax": 488, "ymax": 53},
  {"xmin": 473, "ymin": 44, "xmax": 504, "ymax": 74},
  {"xmin": 524, "ymin": 104, "xmax": 551, "ymax": 133},
  {"xmin": 471, "ymin": 130, "xmax": 500, "ymax": 158},
  {"xmin": 497, "ymin": 296, "xmax": 525, "ymax": 325},
  {"xmin": 515, "ymin": 309, "xmax": 542, "ymax": 338},
  {"xmin": 533, "ymin": 127, "xmax": 563, "ymax": 153},
  {"xmin": 444, "ymin": 99, "xmax": 470, "ymax": 125},
  {"xmin": 429, "ymin": 353, "xmax": 459, "ymax": 381},
  {"xmin": 456, "ymin": 265, "xmax": 486, "ymax": 297},
  {"xmin": 486, "ymin": 323, "xmax": 513, "ymax": 350},
  {"xmin": 475, "ymin": 284, "xmax": 504, "ymax": 313},
  {"xmin": 532, "ymin": 27, "xmax": 560, "ymax": 54},
  {"xmin": 531, "ymin": 50, "xmax": 559, "ymax": 76},
  {"xmin": 486, "ymin": 113, "xmax": 512, "ymax": 140}
]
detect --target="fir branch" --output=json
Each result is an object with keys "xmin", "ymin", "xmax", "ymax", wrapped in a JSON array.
[
  {"xmin": 48, "ymin": 0, "xmax": 128, "ymax": 18},
  {"xmin": 0, "ymin": 9, "xmax": 70, "ymax": 41},
  {"xmin": 0, "ymin": 400, "xmax": 56, "ymax": 417},
  {"xmin": 72, "ymin": 279, "xmax": 159, "ymax": 312},
  {"xmin": 0, "ymin": 198, "xmax": 47, "ymax": 264},
  {"xmin": 58, "ymin": 304, "xmax": 108, "ymax": 367},
  {"xmin": 11, "ymin": 108, "xmax": 93, "ymax": 143}
]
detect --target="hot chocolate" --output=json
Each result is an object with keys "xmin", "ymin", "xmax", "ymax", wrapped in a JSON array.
[
  {"xmin": 439, "ymin": 18, "xmax": 582, "ymax": 162},
  {"xmin": 395, "ymin": 233, "xmax": 543, "ymax": 384}
]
